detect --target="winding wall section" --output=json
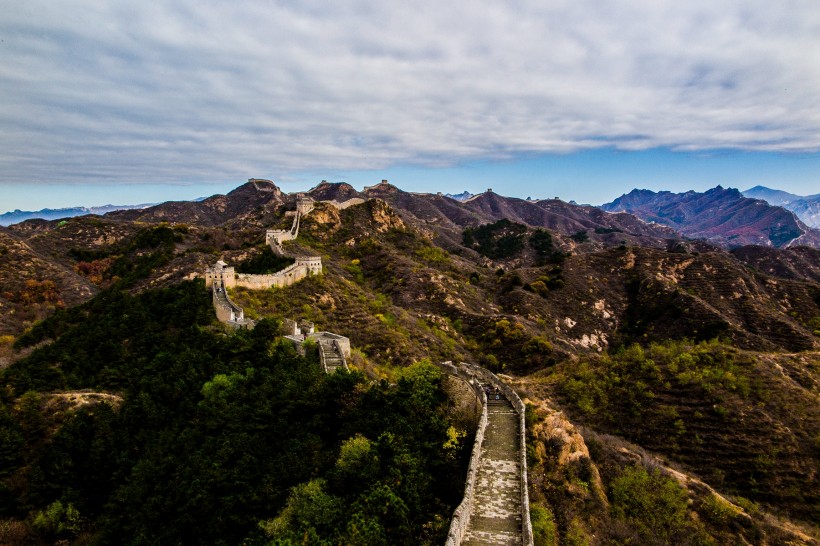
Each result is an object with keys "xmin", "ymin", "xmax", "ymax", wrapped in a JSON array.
[{"xmin": 205, "ymin": 195, "xmax": 321, "ymax": 326}]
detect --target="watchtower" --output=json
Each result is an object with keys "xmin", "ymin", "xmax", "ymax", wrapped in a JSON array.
[{"xmin": 296, "ymin": 194, "xmax": 315, "ymax": 216}]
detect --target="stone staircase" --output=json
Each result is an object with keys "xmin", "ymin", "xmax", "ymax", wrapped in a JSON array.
[
  {"xmin": 440, "ymin": 362, "xmax": 533, "ymax": 546},
  {"xmin": 318, "ymin": 338, "xmax": 347, "ymax": 373},
  {"xmin": 463, "ymin": 394, "xmax": 523, "ymax": 546}
]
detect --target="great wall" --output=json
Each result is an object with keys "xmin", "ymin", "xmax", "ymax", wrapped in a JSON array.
[
  {"xmin": 205, "ymin": 194, "xmax": 322, "ymax": 300},
  {"xmin": 441, "ymin": 362, "xmax": 533, "ymax": 546},
  {"xmin": 203, "ymin": 186, "xmax": 350, "ymax": 367},
  {"xmin": 201, "ymin": 180, "xmax": 532, "ymax": 544}
]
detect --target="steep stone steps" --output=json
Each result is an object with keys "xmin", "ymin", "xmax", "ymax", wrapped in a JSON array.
[{"xmin": 318, "ymin": 338, "xmax": 347, "ymax": 373}]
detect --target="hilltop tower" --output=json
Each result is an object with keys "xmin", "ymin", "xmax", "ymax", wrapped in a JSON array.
[
  {"xmin": 296, "ymin": 194, "xmax": 315, "ymax": 215},
  {"xmin": 204, "ymin": 260, "xmax": 236, "ymax": 289}
]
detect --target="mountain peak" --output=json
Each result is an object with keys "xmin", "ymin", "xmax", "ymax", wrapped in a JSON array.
[
  {"xmin": 363, "ymin": 179, "xmax": 401, "ymax": 196},
  {"xmin": 229, "ymin": 178, "xmax": 283, "ymax": 197},
  {"xmin": 307, "ymin": 180, "xmax": 362, "ymax": 201},
  {"xmin": 602, "ymin": 186, "xmax": 818, "ymax": 248},
  {"xmin": 445, "ymin": 191, "xmax": 474, "ymax": 202}
]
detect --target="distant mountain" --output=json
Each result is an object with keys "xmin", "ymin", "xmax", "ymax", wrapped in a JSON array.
[
  {"xmin": 742, "ymin": 185, "xmax": 820, "ymax": 228},
  {"xmin": 362, "ymin": 181, "xmax": 683, "ymax": 252},
  {"xmin": 0, "ymin": 203, "xmax": 154, "ymax": 226},
  {"xmin": 107, "ymin": 179, "xmax": 285, "ymax": 227},
  {"xmin": 602, "ymin": 186, "xmax": 820, "ymax": 249},
  {"xmin": 445, "ymin": 191, "xmax": 475, "ymax": 202},
  {"xmin": 741, "ymin": 186, "xmax": 802, "ymax": 206}
]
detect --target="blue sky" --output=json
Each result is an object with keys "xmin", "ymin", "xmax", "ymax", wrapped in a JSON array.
[{"xmin": 2, "ymin": 1, "xmax": 819, "ymax": 212}]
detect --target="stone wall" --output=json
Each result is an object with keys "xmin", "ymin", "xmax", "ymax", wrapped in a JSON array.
[
  {"xmin": 265, "ymin": 228, "xmax": 294, "ymax": 247},
  {"xmin": 439, "ymin": 362, "xmax": 489, "ymax": 546},
  {"xmin": 235, "ymin": 263, "xmax": 310, "ymax": 290},
  {"xmin": 439, "ymin": 361, "xmax": 534, "ymax": 546},
  {"xmin": 327, "ymin": 197, "xmax": 366, "ymax": 210}
]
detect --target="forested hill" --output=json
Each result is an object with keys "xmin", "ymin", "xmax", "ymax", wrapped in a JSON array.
[{"xmin": 0, "ymin": 281, "xmax": 468, "ymax": 544}]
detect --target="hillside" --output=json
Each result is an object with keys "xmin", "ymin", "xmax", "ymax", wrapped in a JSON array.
[
  {"xmin": 0, "ymin": 179, "xmax": 818, "ymax": 544},
  {"xmin": 603, "ymin": 186, "xmax": 820, "ymax": 249},
  {"xmin": 0, "ymin": 227, "xmax": 97, "ymax": 340}
]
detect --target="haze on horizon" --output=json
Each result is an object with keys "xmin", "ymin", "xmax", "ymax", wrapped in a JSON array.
[{"xmin": 1, "ymin": 1, "xmax": 819, "ymax": 212}]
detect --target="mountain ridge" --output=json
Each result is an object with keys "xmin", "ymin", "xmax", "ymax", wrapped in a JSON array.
[
  {"xmin": 603, "ymin": 186, "xmax": 820, "ymax": 248},
  {"xmin": 743, "ymin": 185, "xmax": 820, "ymax": 229}
]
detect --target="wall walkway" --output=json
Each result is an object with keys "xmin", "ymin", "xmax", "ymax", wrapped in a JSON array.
[{"xmin": 440, "ymin": 362, "xmax": 533, "ymax": 546}]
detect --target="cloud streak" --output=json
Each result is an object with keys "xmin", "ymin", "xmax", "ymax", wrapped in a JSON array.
[{"xmin": 1, "ymin": 0, "xmax": 819, "ymax": 185}]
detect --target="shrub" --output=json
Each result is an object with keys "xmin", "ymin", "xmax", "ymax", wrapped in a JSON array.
[
  {"xmin": 609, "ymin": 466, "xmax": 690, "ymax": 543},
  {"xmin": 414, "ymin": 246, "xmax": 450, "ymax": 264},
  {"xmin": 700, "ymin": 493, "xmax": 740, "ymax": 527},
  {"xmin": 463, "ymin": 220, "xmax": 527, "ymax": 259},
  {"xmin": 31, "ymin": 500, "xmax": 82, "ymax": 539},
  {"xmin": 345, "ymin": 259, "xmax": 365, "ymax": 284},
  {"xmin": 530, "ymin": 503, "xmax": 557, "ymax": 546}
]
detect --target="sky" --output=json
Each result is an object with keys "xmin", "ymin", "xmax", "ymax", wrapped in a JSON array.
[{"xmin": 2, "ymin": 1, "xmax": 819, "ymax": 212}]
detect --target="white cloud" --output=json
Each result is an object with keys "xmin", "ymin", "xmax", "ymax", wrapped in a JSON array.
[{"xmin": 1, "ymin": 0, "xmax": 819, "ymax": 184}]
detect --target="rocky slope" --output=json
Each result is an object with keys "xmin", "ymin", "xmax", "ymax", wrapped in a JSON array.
[{"xmin": 603, "ymin": 186, "xmax": 820, "ymax": 249}]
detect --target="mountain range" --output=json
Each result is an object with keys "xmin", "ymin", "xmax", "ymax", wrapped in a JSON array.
[
  {"xmin": 602, "ymin": 186, "xmax": 820, "ymax": 249},
  {"xmin": 0, "ymin": 203, "xmax": 156, "ymax": 227},
  {"xmin": 0, "ymin": 179, "xmax": 817, "ymax": 544},
  {"xmin": 743, "ymin": 185, "xmax": 820, "ymax": 228}
]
